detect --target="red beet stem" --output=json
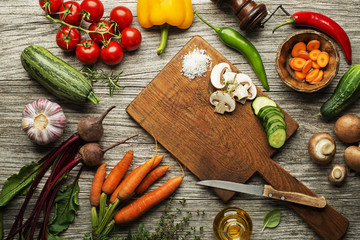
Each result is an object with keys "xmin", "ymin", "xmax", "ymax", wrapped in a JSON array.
[
  {"xmin": 101, "ymin": 134, "xmax": 138, "ymax": 153},
  {"xmin": 99, "ymin": 106, "xmax": 116, "ymax": 122}
]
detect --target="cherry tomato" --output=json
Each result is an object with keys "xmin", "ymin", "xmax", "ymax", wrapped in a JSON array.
[
  {"xmin": 39, "ymin": 0, "xmax": 63, "ymax": 14},
  {"xmin": 120, "ymin": 27, "xmax": 142, "ymax": 51},
  {"xmin": 56, "ymin": 26, "xmax": 81, "ymax": 52},
  {"xmin": 110, "ymin": 6, "xmax": 133, "ymax": 31},
  {"xmin": 100, "ymin": 41, "xmax": 124, "ymax": 65},
  {"xmin": 76, "ymin": 40, "xmax": 100, "ymax": 65},
  {"xmin": 88, "ymin": 20, "xmax": 115, "ymax": 44},
  {"xmin": 80, "ymin": 0, "xmax": 104, "ymax": 23},
  {"xmin": 59, "ymin": 1, "xmax": 83, "ymax": 26}
]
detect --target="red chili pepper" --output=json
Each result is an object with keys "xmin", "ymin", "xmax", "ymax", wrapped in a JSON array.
[{"xmin": 273, "ymin": 11, "xmax": 352, "ymax": 65}]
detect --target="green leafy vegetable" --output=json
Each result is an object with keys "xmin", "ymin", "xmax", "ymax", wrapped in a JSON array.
[
  {"xmin": 262, "ymin": 208, "xmax": 281, "ymax": 232},
  {"xmin": 0, "ymin": 161, "xmax": 41, "ymax": 207},
  {"xmin": 47, "ymin": 231, "xmax": 67, "ymax": 240},
  {"xmin": 47, "ymin": 178, "xmax": 80, "ymax": 236}
]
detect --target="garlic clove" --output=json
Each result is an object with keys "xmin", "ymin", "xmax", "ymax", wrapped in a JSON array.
[{"xmin": 22, "ymin": 99, "xmax": 67, "ymax": 145}]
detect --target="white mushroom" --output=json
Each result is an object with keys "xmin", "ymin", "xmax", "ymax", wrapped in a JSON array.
[
  {"xmin": 234, "ymin": 73, "xmax": 253, "ymax": 90},
  {"xmin": 210, "ymin": 62, "xmax": 231, "ymax": 89},
  {"xmin": 209, "ymin": 91, "xmax": 236, "ymax": 114},
  {"xmin": 246, "ymin": 84, "xmax": 257, "ymax": 100},
  {"xmin": 223, "ymin": 70, "xmax": 237, "ymax": 84},
  {"xmin": 232, "ymin": 84, "xmax": 249, "ymax": 104}
]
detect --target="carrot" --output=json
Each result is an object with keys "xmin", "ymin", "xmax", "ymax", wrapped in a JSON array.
[
  {"xmin": 297, "ymin": 50, "xmax": 310, "ymax": 60},
  {"xmin": 102, "ymin": 150, "xmax": 134, "ymax": 195},
  {"xmin": 307, "ymin": 40, "xmax": 320, "ymax": 51},
  {"xmin": 302, "ymin": 60, "xmax": 312, "ymax": 74},
  {"xmin": 306, "ymin": 69, "xmax": 320, "ymax": 82},
  {"xmin": 117, "ymin": 156, "xmax": 156, "ymax": 201},
  {"xmin": 114, "ymin": 176, "xmax": 183, "ymax": 224},
  {"xmin": 290, "ymin": 57, "xmax": 306, "ymax": 71},
  {"xmin": 291, "ymin": 42, "xmax": 306, "ymax": 57},
  {"xmin": 109, "ymin": 155, "xmax": 164, "ymax": 203},
  {"xmin": 90, "ymin": 163, "xmax": 107, "ymax": 207},
  {"xmin": 309, "ymin": 49, "xmax": 321, "ymax": 61},
  {"xmin": 310, "ymin": 70, "xmax": 324, "ymax": 84},
  {"xmin": 135, "ymin": 166, "xmax": 172, "ymax": 195},
  {"xmin": 312, "ymin": 60, "xmax": 321, "ymax": 69},
  {"xmin": 294, "ymin": 71, "xmax": 306, "ymax": 81},
  {"xmin": 317, "ymin": 51, "xmax": 330, "ymax": 68}
]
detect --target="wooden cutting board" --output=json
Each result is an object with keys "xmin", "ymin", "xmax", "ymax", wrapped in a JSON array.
[{"xmin": 127, "ymin": 35, "xmax": 348, "ymax": 239}]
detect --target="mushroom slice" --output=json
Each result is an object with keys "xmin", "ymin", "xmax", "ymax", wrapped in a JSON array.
[
  {"xmin": 223, "ymin": 70, "xmax": 237, "ymax": 84},
  {"xmin": 234, "ymin": 73, "xmax": 253, "ymax": 90},
  {"xmin": 232, "ymin": 84, "xmax": 249, "ymax": 104},
  {"xmin": 209, "ymin": 91, "xmax": 236, "ymax": 114},
  {"xmin": 210, "ymin": 62, "xmax": 231, "ymax": 89},
  {"xmin": 246, "ymin": 83, "xmax": 257, "ymax": 100}
]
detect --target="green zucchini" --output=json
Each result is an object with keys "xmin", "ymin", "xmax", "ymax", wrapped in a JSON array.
[
  {"xmin": 267, "ymin": 125, "xmax": 287, "ymax": 149},
  {"xmin": 251, "ymin": 96, "xmax": 277, "ymax": 115},
  {"xmin": 21, "ymin": 45, "xmax": 99, "ymax": 104},
  {"xmin": 320, "ymin": 65, "xmax": 360, "ymax": 119}
]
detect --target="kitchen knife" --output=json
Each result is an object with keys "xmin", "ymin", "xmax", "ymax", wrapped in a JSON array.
[{"xmin": 197, "ymin": 180, "xmax": 326, "ymax": 208}]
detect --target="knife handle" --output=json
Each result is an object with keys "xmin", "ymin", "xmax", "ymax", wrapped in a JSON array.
[{"xmin": 263, "ymin": 185, "xmax": 327, "ymax": 208}]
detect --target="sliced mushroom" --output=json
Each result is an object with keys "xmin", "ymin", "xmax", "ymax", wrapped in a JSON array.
[
  {"xmin": 246, "ymin": 84, "xmax": 257, "ymax": 100},
  {"xmin": 308, "ymin": 132, "xmax": 336, "ymax": 164},
  {"xmin": 223, "ymin": 70, "xmax": 237, "ymax": 84},
  {"xmin": 232, "ymin": 84, "xmax": 249, "ymax": 104},
  {"xmin": 210, "ymin": 63, "xmax": 231, "ymax": 89},
  {"xmin": 234, "ymin": 73, "xmax": 253, "ymax": 90},
  {"xmin": 209, "ymin": 91, "xmax": 236, "ymax": 114}
]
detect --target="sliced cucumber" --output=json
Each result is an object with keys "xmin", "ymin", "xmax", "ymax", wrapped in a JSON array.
[
  {"xmin": 267, "ymin": 125, "xmax": 287, "ymax": 149},
  {"xmin": 262, "ymin": 113, "xmax": 286, "ymax": 128},
  {"xmin": 265, "ymin": 119, "xmax": 286, "ymax": 133},
  {"xmin": 251, "ymin": 96, "xmax": 277, "ymax": 116},
  {"xmin": 258, "ymin": 107, "xmax": 283, "ymax": 120}
]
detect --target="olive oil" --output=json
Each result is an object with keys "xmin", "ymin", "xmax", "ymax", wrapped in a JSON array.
[{"xmin": 213, "ymin": 207, "xmax": 252, "ymax": 240}]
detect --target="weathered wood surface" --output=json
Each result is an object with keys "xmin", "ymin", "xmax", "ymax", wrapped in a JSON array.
[{"xmin": 1, "ymin": 0, "xmax": 359, "ymax": 239}]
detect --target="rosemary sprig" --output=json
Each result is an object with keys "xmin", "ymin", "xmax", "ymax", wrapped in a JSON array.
[{"xmin": 81, "ymin": 66, "xmax": 124, "ymax": 97}]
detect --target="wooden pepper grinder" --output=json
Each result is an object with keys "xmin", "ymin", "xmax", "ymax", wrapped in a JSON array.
[{"xmin": 212, "ymin": 0, "xmax": 268, "ymax": 31}]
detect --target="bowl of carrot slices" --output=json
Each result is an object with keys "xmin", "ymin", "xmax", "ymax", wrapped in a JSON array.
[{"xmin": 275, "ymin": 30, "xmax": 340, "ymax": 92}]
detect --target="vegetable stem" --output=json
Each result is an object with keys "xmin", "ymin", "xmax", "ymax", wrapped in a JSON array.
[
  {"xmin": 272, "ymin": 18, "xmax": 296, "ymax": 33},
  {"xmin": 99, "ymin": 192, "xmax": 108, "ymax": 221},
  {"xmin": 157, "ymin": 24, "xmax": 170, "ymax": 55},
  {"xmin": 194, "ymin": 11, "xmax": 220, "ymax": 33}
]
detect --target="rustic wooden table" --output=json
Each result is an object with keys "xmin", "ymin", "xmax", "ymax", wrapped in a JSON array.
[{"xmin": 1, "ymin": 0, "xmax": 359, "ymax": 239}]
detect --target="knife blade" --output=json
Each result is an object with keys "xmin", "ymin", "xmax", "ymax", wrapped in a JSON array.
[{"xmin": 197, "ymin": 180, "xmax": 326, "ymax": 208}]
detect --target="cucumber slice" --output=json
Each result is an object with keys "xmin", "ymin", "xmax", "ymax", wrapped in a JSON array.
[
  {"xmin": 267, "ymin": 125, "xmax": 287, "ymax": 149},
  {"xmin": 258, "ymin": 107, "xmax": 283, "ymax": 120},
  {"xmin": 265, "ymin": 119, "xmax": 286, "ymax": 133},
  {"xmin": 262, "ymin": 113, "xmax": 286, "ymax": 128},
  {"xmin": 252, "ymin": 96, "xmax": 277, "ymax": 116}
]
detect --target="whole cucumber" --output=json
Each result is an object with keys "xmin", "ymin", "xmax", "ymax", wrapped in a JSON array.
[
  {"xmin": 320, "ymin": 65, "xmax": 360, "ymax": 119},
  {"xmin": 21, "ymin": 45, "xmax": 100, "ymax": 104}
]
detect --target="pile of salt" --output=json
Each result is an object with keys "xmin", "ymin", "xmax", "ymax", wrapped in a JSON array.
[{"xmin": 181, "ymin": 48, "xmax": 212, "ymax": 80}]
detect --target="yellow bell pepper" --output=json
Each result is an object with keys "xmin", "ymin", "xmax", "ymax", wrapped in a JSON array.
[{"xmin": 137, "ymin": 0, "xmax": 193, "ymax": 55}]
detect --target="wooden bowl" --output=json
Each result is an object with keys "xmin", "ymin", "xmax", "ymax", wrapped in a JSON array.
[{"xmin": 275, "ymin": 30, "xmax": 339, "ymax": 93}]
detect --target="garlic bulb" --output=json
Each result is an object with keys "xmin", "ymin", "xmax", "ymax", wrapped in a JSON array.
[{"xmin": 22, "ymin": 99, "xmax": 67, "ymax": 145}]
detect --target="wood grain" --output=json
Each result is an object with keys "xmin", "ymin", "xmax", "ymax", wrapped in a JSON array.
[{"xmin": 1, "ymin": 0, "xmax": 360, "ymax": 239}]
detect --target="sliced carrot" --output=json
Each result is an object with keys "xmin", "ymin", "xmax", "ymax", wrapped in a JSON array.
[
  {"xmin": 135, "ymin": 166, "xmax": 171, "ymax": 195},
  {"xmin": 312, "ymin": 61, "xmax": 321, "ymax": 69},
  {"xmin": 102, "ymin": 150, "xmax": 134, "ymax": 195},
  {"xmin": 317, "ymin": 51, "xmax": 330, "ymax": 68},
  {"xmin": 302, "ymin": 60, "xmax": 313, "ymax": 74},
  {"xmin": 294, "ymin": 71, "xmax": 306, "ymax": 81},
  {"xmin": 290, "ymin": 57, "xmax": 306, "ymax": 71},
  {"xmin": 114, "ymin": 176, "xmax": 183, "ymax": 224},
  {"xmin": 307, "ymin": 40, "xmax": 321, "ymax": 51},
  {"xmin": 297, "ymin": 50, "xmax": 310, "ymax": 60},
  {"xmin": 90, "ymin": 163, "xmax": 107, "ymax": 207},
  {"xmin": 291, "ymin": 42, "xmax": 306, "ymax": 58},
  {"xmin": 310, "ymin": 70, "xmax": 324, "ymax": 84},
  {"xmin": 306, "ymin": 69, "xmax": 320, "ymax": 82},
  {"xmin": 309, "ymin": 49, "xmax": 321, "ymax": 61}
]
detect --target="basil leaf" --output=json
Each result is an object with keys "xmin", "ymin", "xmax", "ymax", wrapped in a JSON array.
[
  {"xmin": 262, "ymin": 208, "xmax": 281, "ymax": 232},
  {"xmin": 0, "ymin": 162, "xmax": 41, "ymax": 207},
  {"xmin": 47, "ymin": 179, "xmax": 80, "ymax": 236},
  {"xmin": 47, "ymin": 231, "xmax": 67, "ymax": 240}
]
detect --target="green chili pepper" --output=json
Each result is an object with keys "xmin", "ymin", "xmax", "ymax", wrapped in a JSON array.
[{"xmin": 195, "ymin": 11, "xmax": 269, "ymax": 91}]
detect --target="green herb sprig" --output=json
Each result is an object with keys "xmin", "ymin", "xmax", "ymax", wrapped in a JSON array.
[{"xmin": 81, "ymin": 66, "xmax": 124, "ymax": 97}]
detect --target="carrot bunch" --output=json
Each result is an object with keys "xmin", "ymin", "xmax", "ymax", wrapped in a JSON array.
[
  {"xmin": 289, "ymin": 40, "xmax": 329, "ymax": 84},
  {"xmin": 89, "ymin": 149, "xmax": 182, "ymax": 236}
]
